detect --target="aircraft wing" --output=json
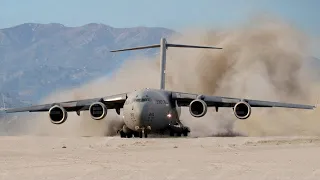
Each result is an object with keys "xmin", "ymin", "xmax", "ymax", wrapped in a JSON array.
[
  {"xmin": 5, "ymin": 93, "xmax": 128, "ymax": 113},
  {"xmin": 170, "ymin": 91, "xmax": 316, "ymax": 109}
]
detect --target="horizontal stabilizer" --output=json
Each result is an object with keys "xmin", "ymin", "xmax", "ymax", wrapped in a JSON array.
[
  {"xmin": 110, "ymin": 39, "xmax": 223, "ymax": 52},
  {"xmin": 110, "ymin": 44, "xmax": 160, "ymax": 52},
  {"xmin": 167, "ymin": 43, "xmax": 222, "ymax": 49}
]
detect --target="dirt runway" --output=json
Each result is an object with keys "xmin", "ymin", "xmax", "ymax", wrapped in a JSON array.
[{"xmin": 0, "ymin": 136, "xmax": 319, "ymax": 180}]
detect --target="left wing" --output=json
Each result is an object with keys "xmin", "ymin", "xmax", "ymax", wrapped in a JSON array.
[
  {"xmin": 5, "ymin": 93, "xmax": 128, "ymax": 113},
  {"xmin": 170, "ymin": 91, "xmax": 316, "ymax": 109}
]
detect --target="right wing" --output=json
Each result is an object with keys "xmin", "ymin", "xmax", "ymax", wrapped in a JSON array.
[
  {"xmin": 5, "ymin": 93, "xmax": 128, "ymax": 113},
  {"xmin": 170, "ymin": 91, "xmax": 316, "ymax": 109}
]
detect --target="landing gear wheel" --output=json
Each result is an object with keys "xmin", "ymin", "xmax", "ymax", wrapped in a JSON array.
[
  {"xmin": 144, "ymin": 133, "xmax": 148, "ymax": 138},
  {"xmin": 183, "ymin": 127, "xmax": 190, "ymax": 137},
  {"xmin": 120, "ymin": 130, "xmax": 126, "ymax": 138},
  {"xmin": 126, "ymin": 133, "xmax": 133, "ymax": 138},
  {"xmin": 133, "ymin": 132, "xmax": 139, "ymax": 138},
  {"xmin": 169, "ymin": 130, "xmax": 174, "ymax": 137},
  {"xmin": 139, "ymin": 132, "xmax": 143, "ymax": 138},
  {"xmin": 183, "ymin": 131, "xmax": 188, "ymax": 136}
]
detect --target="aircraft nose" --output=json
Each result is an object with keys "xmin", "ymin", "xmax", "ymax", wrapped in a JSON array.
[{"xmin": 134, "ymin": 102, "xmax": 149, "ymax": 127}]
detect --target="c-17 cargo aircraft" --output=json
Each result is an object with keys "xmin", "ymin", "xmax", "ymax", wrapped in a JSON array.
[{"xmin": 4, "ymin": 38, "xmax": 316, "ymax": 138}]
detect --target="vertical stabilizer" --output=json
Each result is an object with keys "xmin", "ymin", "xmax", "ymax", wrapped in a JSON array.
[{"xmin": 159, "ymin": 38, "xmax": 167, "ymax": 90}]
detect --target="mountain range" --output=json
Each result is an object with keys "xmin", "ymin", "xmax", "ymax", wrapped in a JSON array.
[{"xmin": 0, "ymin": 23, "xmax": 177, "ymax": 106}]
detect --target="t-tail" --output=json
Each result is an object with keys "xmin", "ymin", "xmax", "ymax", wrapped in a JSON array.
[{"xmin": 110, "ymin": 38, "xmax": 223, "ymax": 90}]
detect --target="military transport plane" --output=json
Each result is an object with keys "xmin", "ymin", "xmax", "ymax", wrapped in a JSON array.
[{"xmin": 4, "ymin": 38, "xmax": 316, "ymax": 138}]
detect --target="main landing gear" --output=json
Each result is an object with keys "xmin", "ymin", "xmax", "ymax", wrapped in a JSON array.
[
  {"xmin": 117, "ymin": 124, "xmax": 190, "ymax": 138},
  {"xmin": 168, "ymin": 125, "xmax": 190, "ymax": 137},
  {"xmin": 118, "ymin": 125, "xmax": 151, "ymax": 138}
]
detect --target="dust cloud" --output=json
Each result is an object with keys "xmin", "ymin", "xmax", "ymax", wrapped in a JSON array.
[{"xmin": 5, "ymin": 15, "xmax": 320, "ymax": 137}]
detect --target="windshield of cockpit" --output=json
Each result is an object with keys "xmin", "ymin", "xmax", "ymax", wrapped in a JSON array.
[{"xmin": 133, "ymin": 98, "xmax": 152, "ymax": 102}]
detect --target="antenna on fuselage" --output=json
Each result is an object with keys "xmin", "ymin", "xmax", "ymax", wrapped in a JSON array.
[{"xmin": 110, "ymin": 38, "xmax": 223, "ymax": 90}]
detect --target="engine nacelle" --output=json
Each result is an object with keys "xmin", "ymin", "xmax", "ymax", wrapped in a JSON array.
[
  {"xmin": 48, "ymin": 105, "xmax": 68, "ymax": 124},
  {"xmin": 189, "ymin": 99, "xmax": 207, "ymax": 118},
  {"xmin": 233, "ymin": 101, "xmax": 251, "ymax": 119},
  {"xmin": 89, "ymin": 102, "xmax": 107, "ymax": 120}
]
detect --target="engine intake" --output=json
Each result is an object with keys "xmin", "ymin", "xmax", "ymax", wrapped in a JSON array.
[
  {"xmin": 189, "ymin": 99, "xmax": 207, "ymax": 118},
  {"xmin": 89, "ymin": 102, "xmax": 107, "ymax": 120},
  {"xmin": 233, "ymin": 101, "xmax": 251, "ymax": 119},
  {"xmin": 49, "ymin": 105, "xmax": 68, "ymax": 124}
]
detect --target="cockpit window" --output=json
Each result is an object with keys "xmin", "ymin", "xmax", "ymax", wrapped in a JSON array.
[{"xmin": 134, "ymin": 98, "xmax": 151, "ymax": 102}]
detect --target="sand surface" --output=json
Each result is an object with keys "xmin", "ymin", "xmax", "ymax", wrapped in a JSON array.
[{"xmin": 0, "ymin": 136, "xmax": 320, "ymax": 180}]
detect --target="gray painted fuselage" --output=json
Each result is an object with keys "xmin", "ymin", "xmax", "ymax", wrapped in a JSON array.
[{"xmin": 122, "ymin": 88, "xmax": 181, "ymax": 132}]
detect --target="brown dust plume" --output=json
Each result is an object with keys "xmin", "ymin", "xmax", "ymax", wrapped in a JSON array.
[{"xmin": 5, "ymin": 16, "xmax": 320, "ymax": 137}]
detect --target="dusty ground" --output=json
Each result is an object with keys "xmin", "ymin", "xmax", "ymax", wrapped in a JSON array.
[{"xmin": 0, "ymin": 136, "xmax": 320, "ymax": 180}]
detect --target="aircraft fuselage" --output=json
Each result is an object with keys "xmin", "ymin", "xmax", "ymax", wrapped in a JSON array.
[{"xmin": 122, "ymin": 88, "xmax": 181, "ymax": 134}]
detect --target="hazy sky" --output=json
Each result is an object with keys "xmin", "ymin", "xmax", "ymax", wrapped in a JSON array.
[
  {"xmin": 1, "ymin": 0, "xmax": 319, "ymax": 56},
  {"xmin": 0, "ymin": 0, "xmax": 319, "ymax": 32}
]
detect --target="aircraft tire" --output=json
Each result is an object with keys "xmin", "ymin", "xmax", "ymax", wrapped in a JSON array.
[
  {"xmin": 183, "ymin": 131, "xmax": 188, "ymax": 136},
  {"xmin": 120, "ymin": 130, "xmax": 126, "ymax": 138},
  {"xmin": 126, "ymin": 133, "xmax": 133, "ymax": 138},
  {"xmin": 183, "ymin": 127, "xmax": 189, "ymax": 136},
  {"xmin": 133, "ymin": 132, "xmax": 139, "ymax": 138}
]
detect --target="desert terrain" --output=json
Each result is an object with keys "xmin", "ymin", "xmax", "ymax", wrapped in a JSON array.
[
  {"xmin": 1, "ymin": 16, "xmax": 320, "ymax": 180},
  {"xmin": 0, "ymin": 135, "xmax": 320, "ymax": 180}
]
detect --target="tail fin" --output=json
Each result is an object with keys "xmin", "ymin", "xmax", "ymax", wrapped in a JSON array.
[{"xmin": 110, "ymin": 38, "xmax": 223, "ymax": 90}]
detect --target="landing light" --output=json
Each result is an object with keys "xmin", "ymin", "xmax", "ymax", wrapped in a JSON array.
[{"xmin": 167, "ymin": 113, "xmax": 172, "ymax": 118}]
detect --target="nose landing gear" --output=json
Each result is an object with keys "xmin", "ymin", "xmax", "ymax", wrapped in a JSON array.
[{"xmin": 138, "ymin": 126, "xmax": 151, "ymax": 138}]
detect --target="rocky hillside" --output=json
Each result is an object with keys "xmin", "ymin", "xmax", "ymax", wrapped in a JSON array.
[{"xmin": 0, "ymin": 23, "xmax": 176, "ymax": 102}]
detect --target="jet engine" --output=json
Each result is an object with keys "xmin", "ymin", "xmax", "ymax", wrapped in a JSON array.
[
  {"xmin": 48, "ymin": 105, "xmax": 68, "ymax": 124},
  {"xmin": 189, "ymin": 99, "xmax": 207, "ymax": 118},
  {"xmin": 89, "ymin": 102, "xmax": 107, "ymax": 120},
  {"xmin": 233, "ymin": 101, "xmax": 251, "ymax": 119}
]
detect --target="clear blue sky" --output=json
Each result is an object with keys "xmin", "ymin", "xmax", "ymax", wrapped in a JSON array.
[{"xmin": 1, "ymin": 0, "xmax": 319, "ymax": 56}]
